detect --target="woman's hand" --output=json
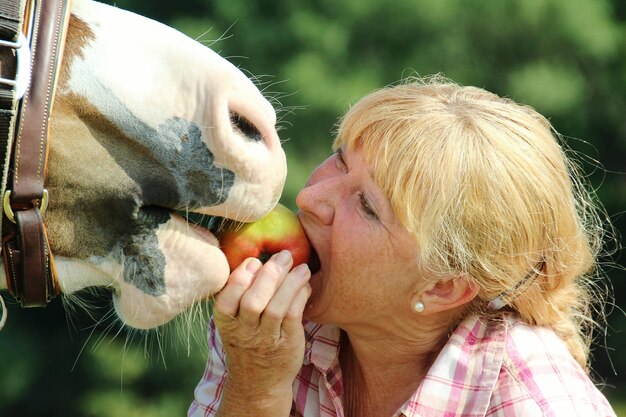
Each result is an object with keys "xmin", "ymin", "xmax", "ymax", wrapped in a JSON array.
[{"xmin": 213, "ymin": 250, "xmax": 311, "ymax": 416}]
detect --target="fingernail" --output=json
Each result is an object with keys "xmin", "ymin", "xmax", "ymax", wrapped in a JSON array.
[
  {"xmin": 275, "ymin": 250, "xmax": 292, "ymax": 265},
  {"xmin": 246, "ymin": 258, "xmax": 262, "ymax": 273},
  {"xmin": 292, "ymin": 263, "xmax": 310, "ymax": 277}
]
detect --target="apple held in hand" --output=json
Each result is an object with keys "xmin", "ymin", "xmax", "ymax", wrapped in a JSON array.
[{"xmin": 218, "ymin": 203, "xmax": 311, "ymax": 271}]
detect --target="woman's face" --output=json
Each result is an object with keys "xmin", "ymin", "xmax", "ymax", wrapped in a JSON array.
[{"xmin": 296, "ymin": 146, "xmax": 423, "ymax": 329}]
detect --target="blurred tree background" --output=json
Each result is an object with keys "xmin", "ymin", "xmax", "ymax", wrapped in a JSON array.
[{"xmin": 1, "ymin": 0, "xmax": 624, "ymax": 415}]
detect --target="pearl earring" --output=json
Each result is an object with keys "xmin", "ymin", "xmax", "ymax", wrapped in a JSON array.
[{"xmin": 414, "ymin": 301, "xmax": 425, "ymax": 313}]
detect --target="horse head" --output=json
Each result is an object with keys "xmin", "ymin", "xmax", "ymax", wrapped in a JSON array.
[{"xmin": 0, "ymin": 0, "xmax": 287, "ymax": 329}]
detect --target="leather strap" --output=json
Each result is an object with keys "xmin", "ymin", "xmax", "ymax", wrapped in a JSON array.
[
  {"xmin": 16, "ymin": 208, "xmax": 50, "ymax": 303},
  {"xmin": 0, "ymin": 0, "xmax": 27, "ymax": 238},
  {"xmin": 2, "ymin": 0, "xmax": 70, "ymax": 307}
]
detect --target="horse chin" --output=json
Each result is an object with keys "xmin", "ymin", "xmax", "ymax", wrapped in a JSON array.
[
  {"xmin": 112, "ymin": 282, "xmax": 193, "ymax": 330},
  {"xmin": 113, "ymin": 210, "xmax": 230, "ymax": 329}
]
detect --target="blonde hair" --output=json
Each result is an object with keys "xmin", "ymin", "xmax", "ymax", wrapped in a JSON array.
[{"xmin": 334, "ymin": 76, "xmax": 608, "ymax": 369}]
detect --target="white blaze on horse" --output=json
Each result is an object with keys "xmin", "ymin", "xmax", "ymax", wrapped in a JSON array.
[{"xmin": 0, "ymin": 0, "xmax": 286, "ymax": 329}]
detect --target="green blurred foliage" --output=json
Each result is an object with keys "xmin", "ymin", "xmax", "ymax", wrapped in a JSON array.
[{"xmin": 1, "ymin": 0, "xmax": 624, "ymax": 415}]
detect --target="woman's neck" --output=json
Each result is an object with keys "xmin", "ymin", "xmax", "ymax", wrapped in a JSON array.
[
  {"xmin": 339, "ymin": 328, "xmax": 446, "ymax": 417},
  {"xmin": 339, "ymin": 333, "xmax": 440, "ymax": 417}
]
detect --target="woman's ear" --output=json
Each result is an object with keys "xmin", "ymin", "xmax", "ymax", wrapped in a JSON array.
[{"xmin": 412, "ymin": 276, "xmax": 478, "ymax": 314}]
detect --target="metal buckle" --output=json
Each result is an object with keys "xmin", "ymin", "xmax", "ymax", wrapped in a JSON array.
[
  {"xmin": 0, "ymin": 295, "xmax": 7, "ymax": 330},
  {"xmin": 2, "ymin": 189, "xmax": 49, "ymax": 224},
  {"xmin": 0, "ymin": 33, "xmax": 31, "ymax": 99}
]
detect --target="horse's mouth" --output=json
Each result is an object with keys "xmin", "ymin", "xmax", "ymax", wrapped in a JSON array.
[{"xmin": 179, "ymin": 211, "xmax": 223, "ymax": 235}]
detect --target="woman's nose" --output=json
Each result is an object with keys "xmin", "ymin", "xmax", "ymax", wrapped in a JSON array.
[{"xmin": 296, "ymin": 166, "xmax": 336, "ymax": 226}]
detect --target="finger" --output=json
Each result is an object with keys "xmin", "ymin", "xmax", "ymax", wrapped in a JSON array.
[
  {"xmin": 259, "ymin": 263, "xmax": 311, "ymax": 334},
  {"xmin": 281, "ymin": 282, "xmax": 312, "ymax": 336},
  {"xmin": 214, "ymin": 258, "xmax": 262, "ymax": 318},
  {"xmin": 238, "ymin": 250, "xmax": 293, "ymax": 327}
]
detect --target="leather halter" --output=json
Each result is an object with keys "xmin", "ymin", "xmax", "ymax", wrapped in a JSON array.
[{"xmin": 0, "ymin": 0, "xmax": 71, "ymax": 307}]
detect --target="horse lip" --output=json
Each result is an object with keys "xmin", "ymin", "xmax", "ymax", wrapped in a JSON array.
[
  {"xmin": 170, "ymin": 210, "xmax": 218, "ymax": 245},
  {"xmin": 188, "ymin": 221, "xmax": 219, "ymax": 244},
  {"xmin": 173, "ymin": 211, "xmax": 220, "ymax": 245}
]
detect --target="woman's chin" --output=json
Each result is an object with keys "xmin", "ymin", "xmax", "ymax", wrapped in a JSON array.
[{"xmin": 303, "ymin": 288, "xmax": 324, "ymax": 322}]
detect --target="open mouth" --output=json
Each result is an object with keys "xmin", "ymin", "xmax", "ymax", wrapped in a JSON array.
[
  {"xmin": 308, "ymin": 247, "xmax": 321, "ymax": 274},
  {"xmin": 179, "ymin": 211, "xmax": 221, "ymax": 232},
  {"xmin": 178, "ymin": 210, "xmax": 225, "ymax": 242},
  {"xmin": 137, "ymin": 206, "xmax": 221, "ymax": 241}
]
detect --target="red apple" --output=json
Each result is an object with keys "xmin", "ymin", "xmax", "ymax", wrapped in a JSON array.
[{"xmin": 217, "ymin": 203, "xmax": 311, "ymax": 272}]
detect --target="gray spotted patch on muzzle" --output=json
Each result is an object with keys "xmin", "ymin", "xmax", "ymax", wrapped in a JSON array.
[
  {"xmin": 121, "ymin": 207, "xmax": 170, "ymax": 296},
  {"xmin": 152, "ymin": 117, "xmax": 235, "ymax": 208}
]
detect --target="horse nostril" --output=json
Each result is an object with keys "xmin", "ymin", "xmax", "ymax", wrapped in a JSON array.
[{"xmin": 230, "ymin": 111, "xmax": 262, "ymax": 142}]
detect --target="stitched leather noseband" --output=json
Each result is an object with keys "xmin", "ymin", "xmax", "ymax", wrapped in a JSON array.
[{"xmin": 0, "ymin": 0, "xmax": 71, "ymax": 307}]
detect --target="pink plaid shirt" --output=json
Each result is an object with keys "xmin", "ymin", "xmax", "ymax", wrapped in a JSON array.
[{"xmin": 189, "ymin": 314, "xmax": 616, "ymax": 417}]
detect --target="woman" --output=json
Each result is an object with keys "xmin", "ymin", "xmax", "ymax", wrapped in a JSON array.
[{"xmin": 189, "ymin": 77, "xmax": 617, "ymax": 416}]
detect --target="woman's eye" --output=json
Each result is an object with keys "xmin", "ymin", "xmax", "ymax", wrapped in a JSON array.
[
  {"xmin": 359, "ymin": 193, "xmax": 379, "ymax": 220},
  {"xmin": 335, "ymin": 148, "xmax": 347, "ymax": 172}
]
